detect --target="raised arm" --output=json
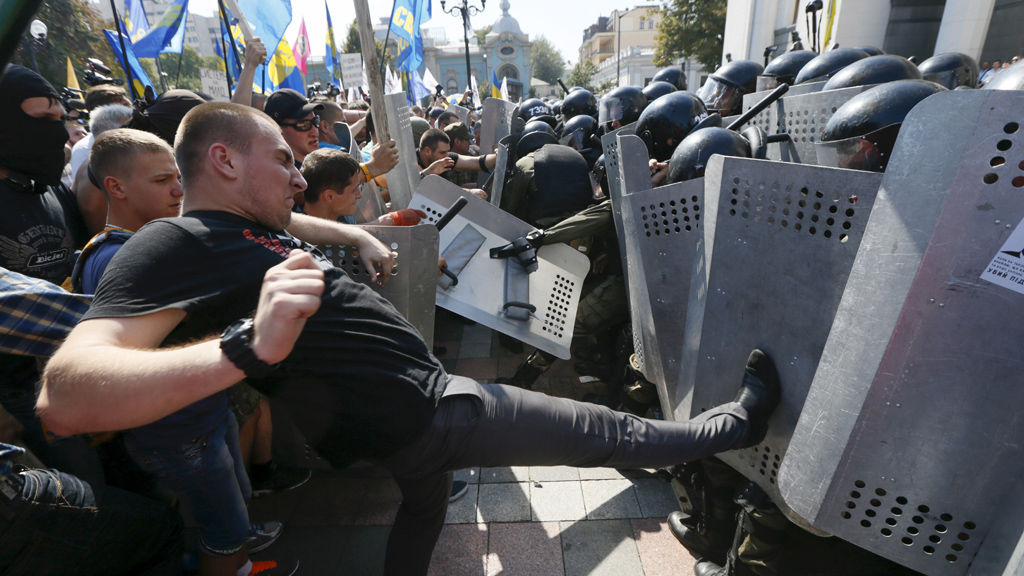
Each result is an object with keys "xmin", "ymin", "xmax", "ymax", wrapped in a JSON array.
[
  {"xmin": 230, "ymin": 37, "xmax": 267, "ymax": 107},
  {"xmin": 454, "ymin": 153, "xmax": 496, "ymax": 172},
  {"xmin": 39, "ymin": 250, "xmax": 324, "ymax": 435}
]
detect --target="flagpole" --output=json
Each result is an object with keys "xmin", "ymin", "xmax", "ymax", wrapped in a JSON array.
[
  {"xmin": 138, "ymin": 0, "xmax": 168, "ymax": 92},
  {"xmin": 380, "ymin": 0, "xmax": 398, "ymax": 84},
  {"xmin": 217, "ymin": 0, "xmax": 244, "ymax": 98},
  {"xmin": 175, "ymin": 11, "xmax": 188, "ymax": 86},
  {"xmin": 108, "ymin": 0, "xmax": 137, "ymax": 100}
]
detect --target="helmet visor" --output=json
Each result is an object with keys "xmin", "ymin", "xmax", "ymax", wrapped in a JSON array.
[
  {"xmin": 816, "ymin": 124, "xmax": 901, "ymax": 172},
  {"xmin": 697, "ymin": 78, "xmax": 743, "ymax": 115},
  {"xmin": 560, "ymin": 127, "xmax": 587, "ymax": 151},
  {"xmin": 921, "ymin": 69, "xmax": 970, "ymax": 89},
  {"xmin": 756, "ymin": 75, "xmax": 781, "ymax": 92},
  {"xmin": 598, "ymin": 99, "xmax": 624, "ymax": 125}
]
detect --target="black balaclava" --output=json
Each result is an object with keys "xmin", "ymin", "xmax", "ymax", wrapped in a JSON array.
[{"xmin": 0, "ymin": 65, "xmax": 70, "ymax": 187}]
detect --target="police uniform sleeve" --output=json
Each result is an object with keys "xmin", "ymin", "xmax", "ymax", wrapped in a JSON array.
[
  {"xmin": 499, "ymin": 155, "xmax": 536, "ymax": 219},
  {"xmin": 541, "ymin": 199, "xmax": 613, "ymax": 245}
]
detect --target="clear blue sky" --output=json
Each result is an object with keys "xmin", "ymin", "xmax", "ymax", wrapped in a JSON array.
[{"xmin": 187, "ymin": 0, "xmax": 646, "ymax": 67}]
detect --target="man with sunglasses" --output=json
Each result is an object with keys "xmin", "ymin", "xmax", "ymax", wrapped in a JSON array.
[{"xmin": 265, "ymin": 89, "xmax": 324, "ymax": 168}]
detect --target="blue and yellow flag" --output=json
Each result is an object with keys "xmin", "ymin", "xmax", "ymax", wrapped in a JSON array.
[
  {"xmin": 389, "ymin": 0, "xmax": 431, "ymax": 73},
  {"xmin": 236, "ymin": 0, "xmax": 292, "ymax": 68},
  {"xmin": 491, "ymin": 70, "xmax": 501, "ymax": 98},
  {"xmin": 324, "ymin": 1, "xmax": 342, "ymax": 88},
  {"xmin": 216, "ymin": 2, "xmax": 245, "ymax": 92},
  {"xmin": 267, "ymin": 37, "xmax": 304, "ymax": 93},
  {"xmin": 103, "ymin": 29, "xmax": 154, "ymax": 99},
  {"xmin": 133, "ymin": 0, "xmax": 189, "ymax": 58},
  {"xmin": 120, "ymin": 0, "xmax": 150, "ymax": 43}
]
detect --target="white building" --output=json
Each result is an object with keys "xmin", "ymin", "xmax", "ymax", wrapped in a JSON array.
[{"xmin": 722, "ymin": 0, "xmax": 1023, "ymax": 69}]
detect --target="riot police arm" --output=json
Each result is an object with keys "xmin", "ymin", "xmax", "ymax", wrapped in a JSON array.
[
  {"xmin": 453, "ymin": 153, "xmax": 496, "ymax": 172},
  {"xmin": 539, "ymin": 200, "xmax": 612, "ymax": 245}
]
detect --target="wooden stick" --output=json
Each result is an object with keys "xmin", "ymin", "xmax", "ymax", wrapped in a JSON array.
[{"xmin": 354, "ymin": 0, "xmax": 390, "ymax": 142}]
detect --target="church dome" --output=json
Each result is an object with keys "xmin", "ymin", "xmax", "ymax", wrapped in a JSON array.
[{"xmin": 491, "ymin": 0, "xmax": 524, "ymax": 36}]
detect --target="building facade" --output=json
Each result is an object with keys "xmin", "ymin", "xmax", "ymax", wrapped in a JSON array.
[{"xmin": 723, "ymin": 0, "xmax": 1023, "ymax": 71}]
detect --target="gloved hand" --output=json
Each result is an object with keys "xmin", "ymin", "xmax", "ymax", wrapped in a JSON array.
[{"xmin": 384, "ymin": 209, "xmax": 427, "ymax": 226}]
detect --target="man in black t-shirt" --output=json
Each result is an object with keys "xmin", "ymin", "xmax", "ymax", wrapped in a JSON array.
[{"xmin": 40, "ymin": 103, "xmax": 781, "ymax": 576}]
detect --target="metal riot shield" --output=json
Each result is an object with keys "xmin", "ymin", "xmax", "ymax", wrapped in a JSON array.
[
  {"xmin": 383, "ymin": 92, "xmax": 421, "ymax": 210},
  {"xmin": 479, "ymin": 97, "xmax": 516, "ymax": 153},
  {"xmin": 318, "ymin": 224, "xmax": 439, "ymax": 349},
  {"xmin": 618, "ymin": 162, "xmax": 706, "ymax": 415},
  {"xmin": 679, "ymin": 155, "xmax": 882, "ymax": 531},
  {"xmin": 409, "ymin": 176, "xmax": 590, "ymax": 359},
  {"xmin": 354, "ymin": 180, "xmax": 387, "ymax": 224},
  {"xmin": 488, "ymin": 136, "xmax": 510, "ymax": 208},
  {"xmin": 778, "ymin": 89, "xmax": 1024, "ymax": 576},
  {"xmin": 447, "ymin": 101, "xmax": 470, "ymax": 125}
]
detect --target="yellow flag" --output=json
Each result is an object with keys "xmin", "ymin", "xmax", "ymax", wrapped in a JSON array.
[{"xmin": 66, "ymin": 57, "xmax": 80, "ymax": 92}]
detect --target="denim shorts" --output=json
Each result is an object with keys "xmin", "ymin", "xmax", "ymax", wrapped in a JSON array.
[{"xmin": 124, "ymin": 412, "xmax": 251, "ymax": 555}]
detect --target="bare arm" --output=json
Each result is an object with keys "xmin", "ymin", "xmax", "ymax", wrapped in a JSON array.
[
  {"xmin": 230, "ymin": 38, "xmax": 267, "ymax": 107},
  {"xmin": 287, "ymin": 212, "xmax": 396, "ymax": 284},
  {"xmin": 454, "ymin": 153, "xmax": 496, "ymax": 172},
  {"xmin": 364, "ymin": 140, "xmax": 399, "ymax": 178},
  {"xmin": 39, "ymin": 251, "xmax": 324, "ymax": 436}
]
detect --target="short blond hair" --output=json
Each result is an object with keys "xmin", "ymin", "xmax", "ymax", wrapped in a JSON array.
[
  {"xmin": 174, "ymin": 102, "xmax": 275, "ymax": 189},
  {"xmin": 90, "ymin": 128, "xmax": 173, "ymax": 196}
]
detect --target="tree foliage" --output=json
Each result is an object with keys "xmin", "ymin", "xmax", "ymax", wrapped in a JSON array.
[
  {"xmin": 474, "ymin": 25, "xmax": 492, "ymax": 46},
  {"xmin": 566, "ymin": 59, "xmax": 598, "ymax": 92},
  {"xmin": 344, "ymin": 20, "xmax": 361, "ymax": 54},
  {"xmin": 530, "ymin": 36, "xmax": 564, "ymax": 86},
  {"xmin": 654, "ymin": 0, "xmax": 727, "ymax": 72},
  {"xmin": 12, "ymin": 0, "xmax": 117, "ymax": 91}
]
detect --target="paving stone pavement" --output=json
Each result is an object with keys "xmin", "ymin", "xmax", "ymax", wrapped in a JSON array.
[{"xmin": 243, "ymin": 309, "xmax": 697, "ymax": 575}]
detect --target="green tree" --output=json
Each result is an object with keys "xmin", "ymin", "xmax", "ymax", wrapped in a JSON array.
[
  {"xmin": 155, "ymin": 46, "xmax": 213, "ymax": 92},
  {"xmin": 566, "ymin": 59, "xmax": 598, "ymax": 92},
  {"xmin": 474, "ymin": 25, "xmax": 492, "ymax": 46},
  {"xmin": 530, "ymin": 36, "xmax": 564, "ymax": 86},
  {"xmin": 12, "ymin": 0, "xmax": 117, "ymax": 92},
  {"xmin": 343, "ymin": 20, "xmax": 361, "ymax": 54},
  {"xmin": 654, "ymin": 0, "xmax": 727, "ymax": 72}
]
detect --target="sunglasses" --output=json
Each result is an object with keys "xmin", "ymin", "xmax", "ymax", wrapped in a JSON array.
[{"xmin": 281, "ymin": 114, "xmax": 320, "ymax": 132}]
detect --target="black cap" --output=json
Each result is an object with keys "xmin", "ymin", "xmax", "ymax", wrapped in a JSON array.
[{"xmin": 264, "ymin": 88, "xmax": 323, "ymax": 123}]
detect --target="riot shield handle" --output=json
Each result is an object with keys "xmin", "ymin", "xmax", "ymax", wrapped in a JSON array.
[
  {"xmin": 727, "ymin": 83, "xmax": 790, "ymax": 132},
  {"xmin": 435, "ymin": 197, "xmax": 469, "ymax": 231}
]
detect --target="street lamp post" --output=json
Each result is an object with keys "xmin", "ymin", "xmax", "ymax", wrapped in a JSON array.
[
  {"xmin": 615, "ymin": 10, "xmax": 623, "ymax": 86},
  {"xmin": 440, "ymin": 0, "xmax": 486, "ymax": 96}
]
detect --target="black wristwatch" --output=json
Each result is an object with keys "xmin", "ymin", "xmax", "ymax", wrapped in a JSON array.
[{"xmin": 220, "ymin": 318, "xmax": 277, "ymax": 379}]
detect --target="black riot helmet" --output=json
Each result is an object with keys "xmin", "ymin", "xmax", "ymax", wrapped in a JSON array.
[
  {"xmin": 817, "ymin": 79, "xmax": 947, "ymax": 172},
  {"xmin": 560, "ymin": 88, "xmax": 598, "ymax": 120},
  {"xmin": 822, "ymin": 54, "xmax": 922, "ymax": 91},
  {"xmin": 852, "ymin": 46, "xmax": 885, "ymax": 56},
  {"xmin": 518, "ymin": 120, "xmax": 558, "ymax": 157},
  {"xmin": 652, "ymin": 67, "xmax": 687, "ymax": 91},
  {"xmin": 642, "ymin": 81, "xmax": 677, "ymax": 103},
  {"xmin": 598, "ymin": 86, "xmax": 647, "ymax": 130},
  {"xmin": 757, "ymin": 49, "xmax": 817, "ymax": 91},
  {"xmin": 636, "ymin": 90, "xmax": 721, "ymax": 161},
  {"xmin": 697, "ymin": 60, "xmax": 764, "ymax": 116},
  {"xmin": 918, "ymin": 52, "xmax": 979, "ymax": 89},
  {"xmin": 560, "ymin": 114, "xmax": 600, "ymax": 152},
  {"xmin": 517, "ymin": 98, "xmax": 553, "ymax": 123},
  {"xmin": 795, "ymin": 48, "xmax": 870, "ymax": 84},
  {"xmin": 983, "ymin": 59, "xmax": 1024, "ymax": 90},
  {"xmin": 666, "ymin": 127, "xmax": 752, "ymax": 184},
  {"xmin": 551, "ymin": 99, "xmax": 563, "ymax": 116}
]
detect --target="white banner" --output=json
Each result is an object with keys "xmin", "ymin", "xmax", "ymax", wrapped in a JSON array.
[
  {"xmin": 199, "ymin": 68, "xmax": 230, "ymax": 101},
  {"xmin": 339, "ymin": 53, "xmax": 364, "ymax": 89}
]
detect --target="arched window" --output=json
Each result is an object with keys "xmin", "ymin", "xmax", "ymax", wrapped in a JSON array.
[
  {"xmin": 446, "ymin": 78, "xmax": 459, "ymax": 93},
  {"xmin": 498, "ymin": 64, "xmax": 518, "ymax": 80}
]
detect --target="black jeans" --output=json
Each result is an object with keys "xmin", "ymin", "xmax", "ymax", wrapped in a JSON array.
[
  {"xmin": 0, "ymin": 467, "xmax": 183, "ymax": 575},
  {"xmin": 382, "ymin": 376, "xmax": 749, "ymax": 576}
]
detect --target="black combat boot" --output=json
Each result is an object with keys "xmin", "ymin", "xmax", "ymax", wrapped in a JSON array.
[
  {"xmin": 495, "ymin": 350, "xmax": 553, "ymax": 389},
  {"xmin": 732, "ymin": 349, "xmax": 781, "ymax": 449}
]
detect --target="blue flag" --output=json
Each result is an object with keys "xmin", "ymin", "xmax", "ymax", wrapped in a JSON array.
[
  {"xmin": 216, "ymin": 2, "xmax": 244, "ymax": 92},
  {"xmin": 266, "ymin": 36, "xmax": 304, "ymax": 93},
  {"xmin": 132, "ymin": 0, "xmax": 189, "ymax": 58},
  {"xmin": 103, "ymin": 29, "xmax": 154, "ymax": 99},
  {"xmin": 161, "ymin": 8, "xmax": 187, "ymax": 55},
  {"xmin": 121, "ymin": 0, "xmax": 150, "ymax": 43},
  {"xmin": 389, "ymin": 0, "xmax": 432, "ymax": 73},
  {"xmin": 324, "ymin": 1, "xmax": 342, "ymax": 88},
  {"xmin": 410, "ymin": 69, "xmax": 431, "ymax": 103},
  {"xmin": 236, "ymin": 0, "xmax": 292, "ymax": 68}
]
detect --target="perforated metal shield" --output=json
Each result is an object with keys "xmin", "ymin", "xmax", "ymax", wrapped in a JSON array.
[
  {"xmin": 678, "ymin": 155, "xmax": 882, "ymax": 531},
  {"xmin": 778, "ymin": 89, "xmax": 1024, "ymax": 576},
  {"xmin": 622, "ymin": 173, "xmax": 706, "ymax": 416},
  {"xmin": 318, "ymin": 224, "xmax": 439, "ymax": 349},
  {"xmin": 383, "ymin": 92, "xmax": 421, "ymax": 210},
  {"xmin": 409, "ymin": 176, "xmax": 590, "ymax": 359},
  {"xmin": 736, "ymin": 84, "xmax": 865, "ymax": 164},
  {"xmin": 479, "ymin": 98, "xmax": 516, "ymax": 153}
]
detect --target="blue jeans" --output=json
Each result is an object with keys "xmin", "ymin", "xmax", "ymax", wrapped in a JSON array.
[
  {"xmin": 124, "ymin": 412, "xmax": 251, "ymax": 556},
  {"xmin": 0, "ymin": 467, "xmax": 182, "ymax": 575}
]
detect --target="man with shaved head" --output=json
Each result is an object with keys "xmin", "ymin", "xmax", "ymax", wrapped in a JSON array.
[{"xmin": 42, "ymin": 103, "xmax": 780, "ymax": 576}]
